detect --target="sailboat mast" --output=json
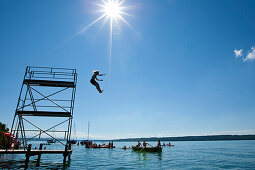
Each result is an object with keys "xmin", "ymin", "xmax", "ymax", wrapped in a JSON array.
[{"xmin": 88, "ymin": 121, "xmax": 90, "ymax": 141}]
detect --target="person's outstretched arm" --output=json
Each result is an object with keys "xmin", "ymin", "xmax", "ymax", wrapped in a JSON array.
[
  {"xmin": 96, "ymin": 77, "xmax": 103, "ymax": 81},
  {"xmin": 99, "ymin": 74, "xmax": 106, "ymax": 76}
]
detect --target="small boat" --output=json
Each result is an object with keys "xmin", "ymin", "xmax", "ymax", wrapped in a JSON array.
[
  {"xmin": 167, "ymin": 144, "xmax": 174, "ymax": 146},
  {"xmin": 47, "ymin": 139, "xmax": 56, "ymax": 144},
  {"xmin": 122, "ymin": 146, "xmax": 131, "ymax": 150},
  {"xmin": 86, "ymin": 144, "xmax": 115, "ymax": 149},
  {"xmin": 132, "ymin": 146, "xmax": 162, "ymax": 152},
  {"xmin": 80, "ymin": 140, "xmax": 87, "ymax": 145}
]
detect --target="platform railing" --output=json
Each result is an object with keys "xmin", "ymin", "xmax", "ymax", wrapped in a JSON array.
[{"xmin": 25, "ymin": 66, "xmax": 77, "ymax": 82}]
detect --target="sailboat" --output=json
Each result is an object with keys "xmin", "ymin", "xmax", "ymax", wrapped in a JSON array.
[{"xmin": 80, "ymin": 121, "xmax": 90, "ymax": 146}]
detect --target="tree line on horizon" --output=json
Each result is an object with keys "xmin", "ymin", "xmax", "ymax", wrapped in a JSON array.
[{"xmin": 113, "ymin": 135, "xmax": 255, "ymax": 142}]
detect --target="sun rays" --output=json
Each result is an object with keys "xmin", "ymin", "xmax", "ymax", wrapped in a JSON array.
[
  {"xmin": 101, "ymin": 0, "xmax": 122, "ymax": 18},
  {"xmin": 66, "ymin": 0, "xmax": 134, "ymax": 75}
]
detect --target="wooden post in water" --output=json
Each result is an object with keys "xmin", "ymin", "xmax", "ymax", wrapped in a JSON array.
[
  {"xmin": 63, "ymin": 144, "xmax": 68, "ymax": 165},
  {"xmin": 36, "ymin": 143, "xmax": 43, "ymax": 166},
  {"xmin": 25, "ymin": 144, "xmax": 32, "ymax": 169},
  {"xmin": 68, "ymin": 143, "xmax": 71, "ymax": 162}
]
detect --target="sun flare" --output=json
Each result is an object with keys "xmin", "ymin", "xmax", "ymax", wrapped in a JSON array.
[
  {"xmin": 74, "ymin": 0, "xmax": 132, "ymax": 39},
  {"xmin": 102, "ymin": 1, "xmax": 121, "ymax": 18},
  {"xmin": 69, "ymin": 0, "xmax": 135, "ymax": 75}
]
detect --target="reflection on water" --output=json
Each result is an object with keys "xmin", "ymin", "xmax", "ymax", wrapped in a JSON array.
[
  {"xmin": 1, "ymin": 140, "xmax": 255, "ymax": 169},
  {"xmin": 134, "ymin": 150, "xmax": 162, "ymax": 169},
  {"xmin": 136, "ymin": 151, "xmax": 162, "ymax": 161}
]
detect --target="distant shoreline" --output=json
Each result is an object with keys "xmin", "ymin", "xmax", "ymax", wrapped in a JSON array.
[
  {"xmin": 112, "ymin": 135, "xmax": 255, "ymax": 142},
  {"xmin": 28, "ymin": 135, "xmax": 255, "ymax": 142}
]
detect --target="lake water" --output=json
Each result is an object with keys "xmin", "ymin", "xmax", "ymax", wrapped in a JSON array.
[{"xmin": 1, "ymin": 140, "xmax": 255, "ymax": 169}]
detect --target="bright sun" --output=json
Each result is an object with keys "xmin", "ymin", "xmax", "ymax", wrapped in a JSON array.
[
  {"xmin": 71, "ymin": 0, "xmax": 134, "ymax": 74},
  {"xmin": 75, "ymin": 0, "xmax": 130, "ymax": 35},
  {"xmin": 103, "ymin": 1, "xmax": 121, "ymax": 18}
]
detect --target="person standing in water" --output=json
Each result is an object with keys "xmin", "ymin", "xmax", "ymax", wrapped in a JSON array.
[{"xmin": 90, "ymin": 70, "xmax": 106, "ymax": 93}]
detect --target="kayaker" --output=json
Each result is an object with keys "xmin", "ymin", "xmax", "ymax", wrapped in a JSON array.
[
  {"xmin": 157, "ymin": 140, "xmax": 161, "ymax": 148},
  {"xmin": 143, "ymin": 141, "xmax": 147, "ymax": 148},
  {"xmin": 90, "ymin": 70, "xmax": 106, "ymax": 93},
  {"xmin": 110, "ymin": 141, "xmax": 114, "ymax": 148},
  {"xmin": 136, "ymin": 141, "xmax": 141, "ymax": 147},
  {"xmin": 108, "ymin": 141, "xmax": 114, "ymax": 148}
]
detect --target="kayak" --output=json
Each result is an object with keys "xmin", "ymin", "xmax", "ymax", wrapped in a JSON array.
[
  {"xmin": 86, "ymin": 145, "xmax": 115, "ymax": 148},
  {"xmin": 132, "ymin": 146, "xmax": 162, "ymax": 152}
]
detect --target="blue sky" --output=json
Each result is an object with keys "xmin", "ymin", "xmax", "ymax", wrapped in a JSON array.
[{"xmin": 1, "ymin": 0, "xmax": 255, "ymax": 139}]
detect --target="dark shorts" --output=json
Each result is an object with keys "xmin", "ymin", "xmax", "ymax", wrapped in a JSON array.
[{"xmin": 90, "ymin": 79, "xmax": 97, "ymax": 85}]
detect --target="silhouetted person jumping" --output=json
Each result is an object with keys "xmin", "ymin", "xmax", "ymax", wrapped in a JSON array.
[{"xmin": 90, "ymin": 70, "xmax": 106, "ymax": 93}]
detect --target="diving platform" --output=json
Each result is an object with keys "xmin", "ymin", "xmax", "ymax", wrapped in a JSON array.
[
  {"xmin": 23, "ymin": 79, "xmax": 75, "ymax": 88},
  {"xmin": 9, "ymin": 66, "xmax": 77, "ymax": 168},
  {"xmin": 16, "ymin": 111, "xmax": 71, "ymax": 117}
]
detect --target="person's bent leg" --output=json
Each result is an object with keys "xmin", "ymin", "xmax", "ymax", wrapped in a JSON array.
[{"xmin": 95, "ymin": 83, "xmax": 102, "ymax": 93}]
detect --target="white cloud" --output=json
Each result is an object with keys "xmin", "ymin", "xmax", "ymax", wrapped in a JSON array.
[
  {"xmin": 243, "ymin": 46, "xmax": 255, "ymax": 62},
  {"xmin": 234, "ymin": 49, "xmax": 243, "ymax": 58}
]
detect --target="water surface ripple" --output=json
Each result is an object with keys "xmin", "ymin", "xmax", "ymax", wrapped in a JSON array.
[{"xmin": 1, "ymin": 140, "xmax": 255, "ymax": 169}]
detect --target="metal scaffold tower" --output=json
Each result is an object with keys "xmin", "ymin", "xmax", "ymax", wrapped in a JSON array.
[{"xmin": 10, "ymin": 66, "xmax": 77, "ymax": 150}]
